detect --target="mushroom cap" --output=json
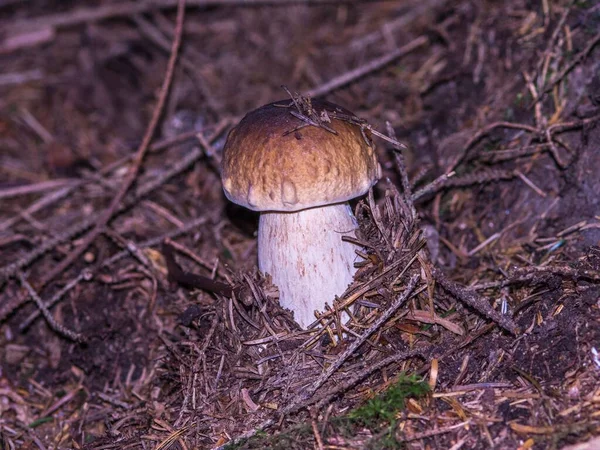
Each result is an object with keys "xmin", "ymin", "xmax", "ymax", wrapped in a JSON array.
[{"xmin": 221, "ymin": 99, "xmax": 382, "ymax": 212}]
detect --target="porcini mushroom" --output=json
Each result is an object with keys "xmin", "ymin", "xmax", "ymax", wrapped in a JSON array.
[{"xmin": 221, "ymin": 99, "xmax": 381, "ymax": 328}]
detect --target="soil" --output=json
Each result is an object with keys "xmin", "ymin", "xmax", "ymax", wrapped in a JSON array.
[{"xmin": 0, "ymin": 1, "xmax": 599, "ymax": 449}]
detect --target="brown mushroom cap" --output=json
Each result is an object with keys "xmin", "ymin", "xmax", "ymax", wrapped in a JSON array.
[{"xmin": 221, "ymin": 99, "xmax": 382, "ymax": 212}]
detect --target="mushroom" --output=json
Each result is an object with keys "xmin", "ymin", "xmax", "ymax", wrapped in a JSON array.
[{"xmin": 221, "ymin": 99, "xmax": 381, "ymax": 328}]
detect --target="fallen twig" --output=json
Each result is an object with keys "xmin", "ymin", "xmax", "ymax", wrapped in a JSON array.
[
  {"xmin": 0, "ymin": 179, "xmax": 78, "ymax": 200},
  {"xmin": 306, "ymin": 35, "xmax": 428, "ymax": 98},
  {"xmin": 432, "ymin": 267, "xmax": 519, "ymax": 334},
  {"xmin": 2, "ymin": 0, "xmax": 373, "ymax": 36},
  {"xmin": 17, "ymin": 215, "xmax": 210, "ymax": 331},
  {"xmin": 0, "ymin": 125, "xmax": 224, "ymax": 285},
  {"xmin": 541, "ymin": 32, "xmax": 600, "ymax": 98},
  {"xmin": 17, "ymin": 272, "xmax": 84, "ymax": 342},
  {"xmin": 162, "ymin": 241, "xmax": 232, "ymax": 295},
  {"xmin": 449, "ymin": 121, "xmax": 539, "ymax": 172},
  {"xmin": 31, "ymin": 0, "xmax": 186, "ymax": 290}
]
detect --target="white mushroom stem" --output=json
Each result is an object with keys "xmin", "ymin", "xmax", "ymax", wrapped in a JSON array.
[{"xmin": 258, "ymin": 202, "xmax": 360, "ymax": 328}]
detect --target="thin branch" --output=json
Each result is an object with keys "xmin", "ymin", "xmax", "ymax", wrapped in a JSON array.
[
  {"xmin": 17, "ymin": 272, "xmax": 84, "ymax": 342},
  {"xmin": 0, "ymin": 69, "xmax": 45, "ymax": 86},
  {"xmin": 0, "ymin": 179, "xmax": 77, "ymax": 200},
  {"xmin": 432, "ymin": 268, "xmax": 518, "ymax": 334},
  {"xmin": 3, "ymin": 0, "xmax": 376, "ymax": 35},
  {"xmin": 306, "ymin": 35, "xmax": 428, "ymax": 98},
  {"xmin": 35, "ymin": 0, "xmax": 186, "ymax": 289},
  {"xmin": 449, "ymin": 121, "xmax": 539, "ymax": 172},
  {"xmin": 387, "ymin": 122, "xmax": 417, "ymax": 221},
  {"xmin": 0, "ymin": 184, "xmax": 78, "ymax": 232},
  {"xmin": 541, "ymin": 32, "xmax": 600, "ymax": 97},
  {"xmin": 0, "ymin": 123, "xmax": 225, "ymax": 284},
  {"xmin": 17, "ymin": 215, "xmax": 209, "ymax": 330}
]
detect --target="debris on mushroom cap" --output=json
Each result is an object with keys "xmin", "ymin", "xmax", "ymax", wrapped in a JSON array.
[{"xmin": 221, "ymin": 99, "xmax": 382, "ymax": 212}]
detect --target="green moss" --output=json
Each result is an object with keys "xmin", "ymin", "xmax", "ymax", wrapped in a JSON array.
[
  {"xmin": 348, "ymin": 373, "xmax": 429, "ymax": 426},
  {"xmin": 345, "ymin": 373, "xmax": 430, "ymax": 448},
  {"xmin": 226, "ymin": 373, "xmax": 429, "ymax": 449},
  {"xmin": 28, "ymin": 416, "xmax": 53, "ymax": 428},
  {"xmin": 225, "ymin": 423, "xmax": 314, "ymax": 450}
]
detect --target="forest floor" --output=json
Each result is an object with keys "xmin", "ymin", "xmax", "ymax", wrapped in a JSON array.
[{"xmin": 1, "ymin": 0, "xmax": 599, "ymax": 449}]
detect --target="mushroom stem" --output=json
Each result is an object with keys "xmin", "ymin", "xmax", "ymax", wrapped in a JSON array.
[{"xmin": 258, "ymin": 202, "xmax": 359, "ymax": 328}]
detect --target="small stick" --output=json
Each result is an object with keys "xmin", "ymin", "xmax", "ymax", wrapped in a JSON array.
[
  {"xmin": 398, "ymin": 422, "xmax": 470, "ymax": 443},
  {"xmin": 471, "ymin": 262, "xmax": 600, "ymax": 290},
  {"xmin": 0, "ymin": 125, "xmax": 224, "ymax": 283},
  {"xmin": 515, "ymin": 170, "xmax": 547, "ymax": 198},
  {"xmin": 0, "ymin": 179, "xmax": 77, "ymax": 200},
  {"xmin": 306, "ymin": 36, "xmax": 429, "ymax": 98},
  {"xmin": 310, "ymin": 409, "xmax": 324, "ymax": 450},
  {"xmin": 0, "ymin": 185, "xmax": 76, "ymax": 232},
  {"xmin": 0, "ymin": 69, "xmax": 45, "ymax": 86},
  {"xmin": 17, "ymin": 215, "xmax": 208, "ymax": 329},
  {"xmin": 535, "ymin": 1, "xmax": 574, "ymax": 92},
  {"xmin": 541, "ymin": 32, "xmax": 600, "ymax": 98},
  {"xmin": 17, "ymin": 272, "xmax": 84, "ymax": 342},
  {"xmin": 467, "ymin": 232, "xmax": 501, "ymax": 257},
  {"xmin": 449, "ymin": 121, "xmax": 539, "ymax": 172},
  {"xmin": 432, "ymin": 268, "xmax": 518, "ymax": 334},
  {"xmin": 162, "ymin": 242, "xmax": 232, "ymax": 296},
  {"xmin": 387, "ymin": 122, "xmax": 417, "ymax": 221},
  {"xmin": 412, "ymin": 171, "xmax": 455, "ymax": 202},
  {"xmin": 33, "ymin": 0, "xmax": 186, "ymax": 288},
  {"xmin": 2, "ymin": 0, "xmax": 364, "ymax": 35}
]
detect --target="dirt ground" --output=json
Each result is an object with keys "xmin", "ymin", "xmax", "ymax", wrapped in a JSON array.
[{"xmin": 1, "ymin": 0, "xmax": 599, "ymax": 449}]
